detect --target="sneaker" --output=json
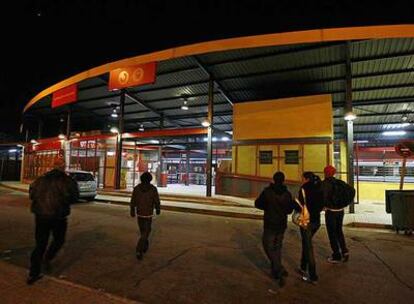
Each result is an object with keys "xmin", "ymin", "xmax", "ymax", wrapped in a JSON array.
[
  {"xmin": 26, "ymin": 274, "xmax": 43, "ymax": 285},
  {"xmin": 327, "ymin": 257, "xmax": 342, "ymax": 264},
  {"xmin": 342, "ymin": 253, "xmax": 349, "ymax": 263},
  {"xmin": 302, "ymin": 275, "xmax": 318, "ymax": 285}
]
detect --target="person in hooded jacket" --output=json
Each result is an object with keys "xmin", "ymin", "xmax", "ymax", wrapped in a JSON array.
[
  {"xmin": 296, "ymin": 171, "xmax": 324, "ymax": 285},
  {"xmin": 255, "ymin": 171, "xmax": 295, "ymax": 287},
  {"xmin": 27, "ymin": 158, "xmax": 79, "ymax": 284},
  {"xmin": 130, "ymin": 172, "xmax": 161, "ymax": 260}
]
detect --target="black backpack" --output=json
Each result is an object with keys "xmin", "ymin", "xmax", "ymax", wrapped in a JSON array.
[{"xmin": 331, "ymin": 179, "xmax": 356, "ymax": 209}]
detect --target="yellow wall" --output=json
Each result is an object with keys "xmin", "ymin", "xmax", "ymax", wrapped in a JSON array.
[
  {"xmin": 257, "ymin": 145, "xmax": 279, "ymax": 178},
  {"xmin": 358, "ymin": 182, "xmax": 414, "ymax": 202},
  {"xmin": 236, "ymin": 145, "xmax": 256, "ymax": 175},
  {"xmin": 233, "ymin": 94, "xmax": 333, "ymax": 140},
  {"xmin": 303, "ymin": 144, "xmax": 329, "ymax": 178},
  {"xmin": 339, "ymin": 141, "xmax": 348, "ymax": 181},
  {"xmin": 279, "ymin": 145, "xmax": 301, "ymax": 181},
  {"xmin": 233, "ymin": 142, "xmax": 331, "ymax": 182}
]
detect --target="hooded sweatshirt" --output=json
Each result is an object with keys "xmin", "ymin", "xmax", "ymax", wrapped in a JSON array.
[
  {"xmin": 130, "ymin": 183, "xmax": 161, "ymax": 217},
  {"xmin": 255, "ymin": 183, "xmax": 294, "ymax": 232}
]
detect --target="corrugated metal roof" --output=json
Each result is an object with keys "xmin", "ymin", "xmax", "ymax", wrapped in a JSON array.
[{"xmin": 26, "ymin": 37, "xmax": 414, "ymax": 140}]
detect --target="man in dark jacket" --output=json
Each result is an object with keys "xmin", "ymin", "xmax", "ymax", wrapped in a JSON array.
[
  {"xmin": 130, "ymin": 172, "xmax": 161, "ymax": 260},
  {"xmin": 255, "ymin": 171, "xmax": 294, "ymax": 287},
  {"xmin": 321, "ymin": 165, "xmax": 349, "ymax": 263},
  {"xmin": 28, "ymin": 158, "xmax": 79, "ymax": 284}
]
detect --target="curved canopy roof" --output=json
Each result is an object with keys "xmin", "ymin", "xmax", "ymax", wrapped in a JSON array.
[{"xmin": 23, "ymin": 25, "xmax": 414, "ymax": 142}]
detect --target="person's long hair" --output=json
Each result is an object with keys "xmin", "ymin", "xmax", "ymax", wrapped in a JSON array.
[{"xmin": 303, "ymin": 171, "xmax": 322, "ymax": 188}]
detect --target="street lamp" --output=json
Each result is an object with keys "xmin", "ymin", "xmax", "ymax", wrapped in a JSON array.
[{"xmin": 344, "ymin": 111, "xmax": 357, "ymax": 121}]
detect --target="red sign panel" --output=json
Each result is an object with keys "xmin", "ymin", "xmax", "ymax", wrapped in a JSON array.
[
  {"xmin": 108, "ymin": 62, "xmax": 157, "ymax": 91},
  {"xmin": 52, "ymin": 84, "xmax": 78, "ymax": 108},
  {"xmin": 27, "ymin": 141, "xmax": 63, "ymax": 153}
]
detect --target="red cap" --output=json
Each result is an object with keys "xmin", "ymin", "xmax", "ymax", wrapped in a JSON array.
[{"xmin": 324, "ymin": 165, "xmax": 336, "ymax": 177}]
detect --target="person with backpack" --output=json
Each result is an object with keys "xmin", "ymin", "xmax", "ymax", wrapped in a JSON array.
[
  {"xmin": 255, "ymin": 171, "xmax": 295, "ymax": 287},
  {"xmin": 321, "ymin": 165, "xmax": 355, "ymax": 263},
  {"xmin": 130, "ymin": 172, "xmax": 161, "ymax": 260},
  {"xmin": 296, "ymin": 172, "xmax": 324, "ymax": 284}
]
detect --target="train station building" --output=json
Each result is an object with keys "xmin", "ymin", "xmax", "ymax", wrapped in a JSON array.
[{"xmin": 16, "ymin": 24, "xmax": 414, "ymax": 209}]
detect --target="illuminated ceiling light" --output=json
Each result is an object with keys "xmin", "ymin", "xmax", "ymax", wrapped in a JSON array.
[
  {"xmin": 110, "ymin": 127, "xmax": 119, "ymax": 134},
  {"xmin": 30, "ymin": 139, "xmax": 38, "ymax": 144},
  {"xmin": 212, "ymin": 137, "xmax": 218, "ymax": 142},
  {"xmin": 181, "ymin": 100, "xmax": 189, "ymax": 111},
  {"xmin": 201, "ymin": 120, "xmax": 211, "ymax": 127},
  {"xmin": 221, "ymin": 136, "xmax": 229, "ymax": 141},
  {"xmin": 382, "ymin": 130, "xmax": 406, "ymax": 136},
  {"xmin": 8, "ymin": 149, "xmax": 17, "ymax": 153},
  {"xmin": 58, "ymin": 134, "xmax": 66, "ymax": 140},
  {"xmin": 111, "ymin": 108, "xmax": 118, "ymax": 118},
  {"xmin": 150, "ymin": 140, "xmax": 159, "ymax": 144},
  {"xmin": 203, "ymin": 137, "xmax": 208, "ymax": 142},
  {"xmin": 344, "ymin": 112, "xmax": 357, "ymax": 121},
  {"xmin": 354, "ymin": 140, "xmax": 369, "ymax": 144},
  {"xmin": 139, "ymin": 124, "xmax": 144, "ymax": 132},
  {"xmin": 225, "ymin": 131, "xmax": 233, "ymax": 135}
]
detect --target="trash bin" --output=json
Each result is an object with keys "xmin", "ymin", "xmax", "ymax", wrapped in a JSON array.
[{"xmin": 385, "ymin": 190, "xmax": 414, "ymax": 234}]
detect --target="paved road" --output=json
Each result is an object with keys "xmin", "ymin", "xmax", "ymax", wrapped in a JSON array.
[{"xmin": 0, "ymin": 187, "xmax": 413, "ymax": 304}]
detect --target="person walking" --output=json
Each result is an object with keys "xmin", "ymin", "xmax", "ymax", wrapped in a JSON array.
[
  {"xmin": 27, "ymin": 158, "xmax": 79, "ymax": 284},
  {"xmin": 321, "ymin": 165, "xmax": 350, "ymax": 263},
  {"xmin": 296, "ymin": 172, "xmax": 324, "ymax": 284},
  {"xmin": 255, "ymin": 171, "xmax": 295, "ymax": 287},
  {"xmin": 130, "ymin": 172, "xmax": 161, "ymax": 260}
]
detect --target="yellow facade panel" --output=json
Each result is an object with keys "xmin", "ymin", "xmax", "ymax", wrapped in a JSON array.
[
  {"xmin": 236, "ymin": 145, "xmax": 256, "ymax": 176},
  {"xmin": 233, "ymin": 95, "xmax": 333, "ymax": 140}
]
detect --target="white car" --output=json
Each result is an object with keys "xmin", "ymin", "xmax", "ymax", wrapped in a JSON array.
[{"xmin": 66, "ymin": 170, "xmax": 97, "ymax": 201}]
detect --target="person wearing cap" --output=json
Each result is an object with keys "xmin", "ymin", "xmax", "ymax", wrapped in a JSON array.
[
  {"xmin": 27, "ymin": 158, "xmax": 79, "ymax": 284},
  {"xmin": 321, "ymin": 165, "xmax": 349, "ymax": 264},
  {"xmin": 130, "ymin": 172, "xmax": 161, "ymax": 260}
]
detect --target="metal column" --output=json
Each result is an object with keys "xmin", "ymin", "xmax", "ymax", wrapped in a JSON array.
[
  {"xmin": 345, "ymin": 41, "xmax": 355, "ymax": 213},
  {"xmin": 206, "ymin": 78, "xmax": 214, "ymax": 197},
  {"xmin": 66, "ymin": 107, "xmax": 72, "ymax": 139},
  {"xmin": 157, "ymin": 115, "xmax": 164, "ymax": 187},
  {"xmin": 115, "ymin": 90, "xmax": 126, "ymax": 189},
  {"xmin": 185, "ymin": 147, "xmax": 190, "ymax": 186}
]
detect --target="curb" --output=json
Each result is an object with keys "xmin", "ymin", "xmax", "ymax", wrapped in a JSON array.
[{"xmin": 0, "ymin": 183, "xmax": 392, "ymax": 229}]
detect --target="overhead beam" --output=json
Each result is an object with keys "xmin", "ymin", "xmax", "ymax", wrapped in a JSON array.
[{"xmin": 193, "ymin": 56, "xmax": 234, "ymax": 106}]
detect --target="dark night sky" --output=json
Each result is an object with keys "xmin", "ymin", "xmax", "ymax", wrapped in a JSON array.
[{"xmin": 0, "ymin": 0, "xmax": 413, "ymax": 139}]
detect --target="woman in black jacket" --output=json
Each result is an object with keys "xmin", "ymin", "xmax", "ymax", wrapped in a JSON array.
[{"xmin": 297, "ymin": 171, "xmax": 323, "ymax": 284}]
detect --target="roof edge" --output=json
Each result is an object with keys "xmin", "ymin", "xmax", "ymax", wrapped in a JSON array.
[{"xmin": 23, "ymin": 24, "xmax": 414, "ymax": 113}]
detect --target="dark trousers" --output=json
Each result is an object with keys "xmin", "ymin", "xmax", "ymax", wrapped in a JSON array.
[
  {"xmin": 30, "ymin": 217, "xmax": 67, "ymax": 276},
  {"xmin": 136, "ymin": 217, "xmax": 152, "ymax": 254},
  {"xmin": 325, "ymin": 210, "xmax": 348, "ymax": 260},
  {"xmin": 262, "ymin": 229, "xmax": 285, "ymax": 278},
  {"xmin": 300, "ymin": 223, "xmax": 320, "ymax": 280}
]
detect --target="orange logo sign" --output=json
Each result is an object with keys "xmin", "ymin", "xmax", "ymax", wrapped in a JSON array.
[{"xmin": 109, "ymin": 62, "xmax": 156, "ymax": 91}]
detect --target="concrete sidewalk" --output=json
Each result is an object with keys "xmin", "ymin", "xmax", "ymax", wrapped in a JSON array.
[
  {"xmin": 0, "ymin": 181, "xmax": 392, "ymax": 227},
  {"xmin": 0, "ymin": 261, "xmax": 140, "ymax": 304}
]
